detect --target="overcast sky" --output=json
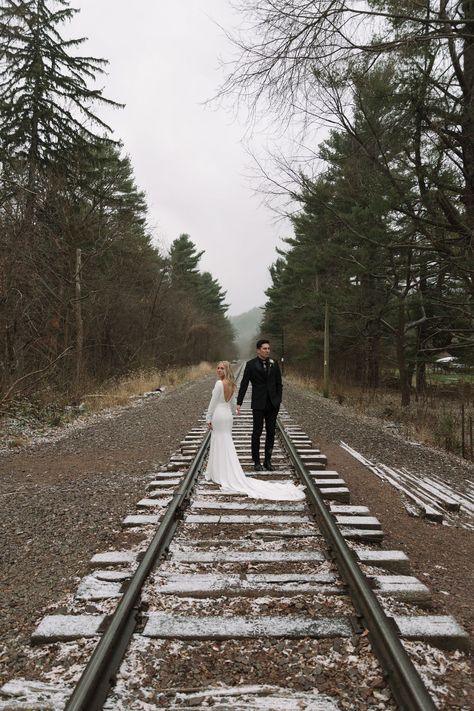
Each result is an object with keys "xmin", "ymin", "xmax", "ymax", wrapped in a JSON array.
[{"xmin": 70, "ymin": 1, "xmax": 294, "ymax": 316}]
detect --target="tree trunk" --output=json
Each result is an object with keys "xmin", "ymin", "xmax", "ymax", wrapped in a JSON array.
[
  {"xmin": 462, "ymin": 2, "xmax": 474, "ymax": 237},
  {"xmin": 396, "ymin": 299, "xmax": 411, "ymax": 406},
  {"xmin": 25, "ymin": 19, "xmax": 42, "ymax": 225},
  {"xmin": 416, "ymin": 361, "xmax": 427, "ymax": 394},
  {"xmin": 361, "ymin": 269, "xmax": 381, "ymax": 389},
  {"xmin": 416, "ymin": 262, "xmax": 428, "ymax": 396},
  {"xmin": 366, "ymin": 323, "xmax": 380, "ymax": 389}
]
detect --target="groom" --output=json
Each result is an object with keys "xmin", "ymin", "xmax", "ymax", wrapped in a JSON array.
[{"xmin": 236, "ymin": 338, "xmax": 282, "ymax": 471}]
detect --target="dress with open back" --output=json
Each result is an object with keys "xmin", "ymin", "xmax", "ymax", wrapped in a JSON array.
[{"xmin": 205, "ymin": 380, "xmax": 305, "ymax": 501}]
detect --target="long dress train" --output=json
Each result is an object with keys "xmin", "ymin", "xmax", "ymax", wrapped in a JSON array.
[{"xmin": 205, "ymin": 380, "xmax": 305, "ymax": 501}]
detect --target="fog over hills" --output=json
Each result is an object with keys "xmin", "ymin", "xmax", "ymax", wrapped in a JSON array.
[{"xmin": 230, "ymin": 307, "xmax": 263, "ymax": 358}]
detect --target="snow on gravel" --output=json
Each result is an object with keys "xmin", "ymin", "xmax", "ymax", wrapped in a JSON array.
[{"xmin": 0, "ymin": 375, "xmax": 472, "ymax": 710}]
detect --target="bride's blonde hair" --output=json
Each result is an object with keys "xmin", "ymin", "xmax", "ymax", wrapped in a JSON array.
[{"xmin": 219, "ymin": 360, "xmax": 236, "ymax": 390}]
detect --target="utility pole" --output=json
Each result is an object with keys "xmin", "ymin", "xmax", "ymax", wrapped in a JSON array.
[
  {"xmin": 281, "ymin": 329, "xmax": 285, "ymax": 375},
  {"xmin": 323, "ymin": 302, "xmax": 329, "ymax": 398},
  {"xmin": 75, "ymin": 248, "xmax": 83, "ymax": 387}
]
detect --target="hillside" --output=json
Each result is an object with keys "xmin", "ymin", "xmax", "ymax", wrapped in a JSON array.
[{"xmin": 230, "ymin": 306, "xmax": 263, "ymax": 358}]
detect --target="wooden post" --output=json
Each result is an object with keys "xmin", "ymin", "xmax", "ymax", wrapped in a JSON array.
[
  {"xmin": 75, "ymin": 248, "xmax": 83, "ymax": 386},
  {"xmin": 323, "ymin": 302, "xmax": 329, "ymax": 398}
]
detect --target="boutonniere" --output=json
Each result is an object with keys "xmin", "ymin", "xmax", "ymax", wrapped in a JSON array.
[{"xmin": 268, "ymin": 359, "xmax": 274, "ymax": 367}]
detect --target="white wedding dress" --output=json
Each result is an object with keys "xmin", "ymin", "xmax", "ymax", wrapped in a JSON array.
[{"xmin": 205, "ymin": 380, "xmax": 305, "ymax": 501}]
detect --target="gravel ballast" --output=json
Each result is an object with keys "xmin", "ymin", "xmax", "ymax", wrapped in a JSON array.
[
  {"xmin": 0, "ymin": 375, "xmax": 472, "ymax": 705},
  {"xmin": 283, "ymin": 382, "xmax": 474, "ymax": 644},
  {"xmin": 0, "ymin": 377, "xmax": 213, "ymax": 684}
]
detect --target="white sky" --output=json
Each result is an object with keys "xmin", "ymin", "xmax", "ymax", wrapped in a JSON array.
[{"xmin": 70, "ymin": 1, "xmax": 294, "ymax": 316}]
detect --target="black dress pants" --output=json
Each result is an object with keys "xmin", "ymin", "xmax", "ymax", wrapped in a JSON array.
[{"xmin": 251, "ymin": 399, "xmax": 279, "ymax": 463}]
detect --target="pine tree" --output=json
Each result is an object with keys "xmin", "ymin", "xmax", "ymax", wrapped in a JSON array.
[
  {"xmin": 169, "ymin": 234, "xmax": 204, "ymax": 290},
  {"xmin": 167, "ymin": 234, "xmax": 235, "ymax": 362},
  {"xmin": 0, "ymin": 0, "xmax": 122, "ymax": 201}
]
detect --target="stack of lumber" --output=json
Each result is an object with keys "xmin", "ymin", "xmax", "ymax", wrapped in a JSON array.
[{"xmin": 340, "ymin": 441, "xmax": 474, "ymax": 529}]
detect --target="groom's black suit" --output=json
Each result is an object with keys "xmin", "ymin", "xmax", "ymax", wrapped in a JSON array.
[{"xmin": 237, "ymin": 356, "xmax": 282, "ymax": 466}]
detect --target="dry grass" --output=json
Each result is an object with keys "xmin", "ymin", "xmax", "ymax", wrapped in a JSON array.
[
  {"xmin": 286, "ymin": 372, "xmax": 474, "ymax": 457},
  {"xmin": 7, "ymin": 435, "xmax": 30, "ymax": 448},
  {"xmin": 83, "ymin": 362, "xmax": 214, "ymax": 412},
  {"xmin": 0, "ymin": 363, "xmax": 215, "ymax": 450}
]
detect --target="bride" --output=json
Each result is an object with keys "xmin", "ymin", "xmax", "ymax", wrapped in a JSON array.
[{"xmin": 205, "ymin": 361, "xmax": 305, "ymax": 501}]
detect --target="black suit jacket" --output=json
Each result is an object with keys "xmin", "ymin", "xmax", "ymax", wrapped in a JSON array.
[{"xmin": 237, "ymin": 357, "xmax": 282, "ymax": 410}]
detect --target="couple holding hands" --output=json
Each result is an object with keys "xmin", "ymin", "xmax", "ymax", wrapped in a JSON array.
[{"xmin": 205, "ymin": 339, "xmax": 304, "ymax": 501}]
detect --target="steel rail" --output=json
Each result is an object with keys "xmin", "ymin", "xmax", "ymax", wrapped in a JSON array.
[
  {"xmin": 65, "ymin": 428, "xmax": 211, "ymax": 711},
  {"xmin": 277, "ymin": 418, "xmax": 437, "ymax": 711}
]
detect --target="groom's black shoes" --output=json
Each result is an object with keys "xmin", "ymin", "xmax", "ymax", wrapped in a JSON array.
[
  {"xmin": 264, "ymin": 447, "xmax": 274, "ymax": 471},
  {"xmin": 254, "ymin": 463, "xmax": 264, "ymax": 471}
]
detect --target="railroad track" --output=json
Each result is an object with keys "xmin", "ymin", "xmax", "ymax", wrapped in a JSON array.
[{"xmin": 0, "ymin": 380, "xmax": 470, "ymax": 711}]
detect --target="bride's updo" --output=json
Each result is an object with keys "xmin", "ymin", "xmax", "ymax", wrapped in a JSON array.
[{"xmin": 219, "ymin": 360, "xmax": 236, "ymax": 390}]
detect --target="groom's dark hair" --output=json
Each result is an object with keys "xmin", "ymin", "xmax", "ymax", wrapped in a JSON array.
[{"xmin": 256, "ymin": 338, "xmax": 270, "ymax": 349}]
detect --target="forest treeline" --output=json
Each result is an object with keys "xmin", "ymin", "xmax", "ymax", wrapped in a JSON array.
[
  {"xmin": 224, "ymin": 1, "xmax": 474, "ymax": 405},
  {"xmin": 0, "ymin": 0, "xmax": 235, "ymax": 404}
]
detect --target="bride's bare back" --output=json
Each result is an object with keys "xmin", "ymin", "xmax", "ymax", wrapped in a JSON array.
[{"xmin": 222, "ymin": 379, "xmax": 235, "ymax": 403}]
